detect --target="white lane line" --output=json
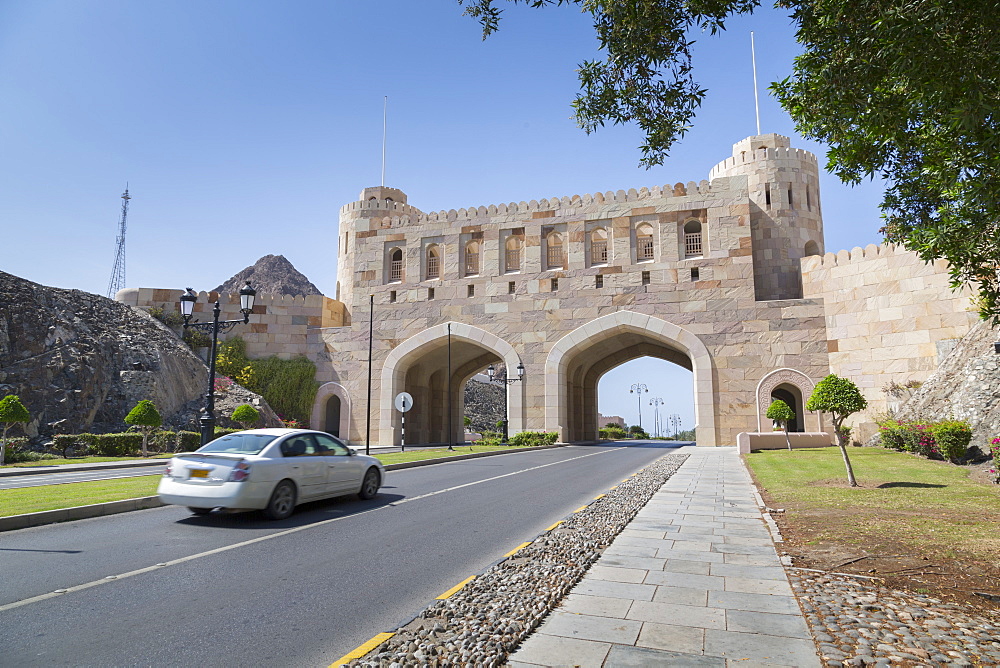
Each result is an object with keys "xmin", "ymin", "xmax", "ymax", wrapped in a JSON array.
[{"xmin": 0, "ymin": 446, "xmax": 625, "ymax": 613}]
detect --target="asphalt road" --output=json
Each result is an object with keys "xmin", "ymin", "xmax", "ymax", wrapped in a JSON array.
[
  {"xmin": 0, "ymin": 441, "xmax": 683, "ymax": 667},
  {"xmin": 0, "ymin": 465, "xmax": 165, "ymax": 490}
]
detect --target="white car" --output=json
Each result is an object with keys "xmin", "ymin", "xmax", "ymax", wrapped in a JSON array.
[{"xmin": 157, "ymin": 428, "xmax": 386, "ymax": 520}]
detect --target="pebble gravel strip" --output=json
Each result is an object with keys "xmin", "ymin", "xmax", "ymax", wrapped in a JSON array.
[
  {"xmin": 344, "ymin": 453, "xmax": 689, "ymax": 668},
  {"xmin": 788, "ymin": 568, "xmax": 1000, "ymax": 667}
]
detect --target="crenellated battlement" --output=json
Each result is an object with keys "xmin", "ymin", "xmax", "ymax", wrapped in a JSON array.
[
  {"xmin": 708, "ymin": 146, "xmax": 818, "ymax": 181},
  {"xmin": 340, "ymin": 180, "xmax": 716, "ymax": 228},
  {"xmin": 800, "ymin": 243, "xmax": 905, "ymax": 272}
]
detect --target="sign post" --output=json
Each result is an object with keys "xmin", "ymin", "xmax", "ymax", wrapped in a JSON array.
[{"xmin": 394, "ymin": 391, "xmax": 413, "ymax": 452}]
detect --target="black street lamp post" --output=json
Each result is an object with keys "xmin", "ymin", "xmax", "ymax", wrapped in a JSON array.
[
  {"xmin": 487, "ymin": 362, "xmax": 525, "ymax": 443},
  {"xmin": 630, "ymin": 382, "xmax": 649, "ymax": 431},
  {"xmin": 181, "ymin": 282, "xmax": 258, "ymax": 446}
]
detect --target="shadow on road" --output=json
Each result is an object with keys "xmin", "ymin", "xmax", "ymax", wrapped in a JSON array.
[{"xmin": 173, "ymin": 491, "xmax": 407, "ymax": 530}]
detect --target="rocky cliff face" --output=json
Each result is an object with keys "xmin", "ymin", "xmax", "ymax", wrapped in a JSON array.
[
  {"xmin": 464, "ymin": 378, "xmax": 505, "ymax": 432},
  {"xmin": 215, "ymin": 254, "xmax": 321, "ymax": 296},
  {"xmin": 893, "ymin": 318, "xmax": 1000, "ymax": 453},
  {"xmin": 0, "ymin": 271, "xmax": 279, "ymax": 438}
]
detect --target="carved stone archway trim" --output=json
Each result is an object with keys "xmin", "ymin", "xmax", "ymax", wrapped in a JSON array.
[
  {"xmin": 755, "ymin": 368, "xmax": 820, "ymax": 432},
  {"xmin": 311, "ymin": 382, "xmax": 352, "ymax": 443}
]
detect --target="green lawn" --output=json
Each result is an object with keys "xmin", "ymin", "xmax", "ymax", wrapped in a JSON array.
[
  {"xmin": 745, "ymin": 446, "xmax": 1000, "ymax": 565},
  {"xmin": 0, "ymin": 476, "xmax": 161, "ymax": 517},
  {"xmin": 373, "ymin": 444, "xmax": 531, "ymax": 465}
]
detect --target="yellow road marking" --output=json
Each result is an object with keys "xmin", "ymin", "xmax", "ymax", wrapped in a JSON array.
[
  {"xmin": 545, "ymin": 520, "xmax": 563, "ymax": 531},
  {"xmin": 436, "ymin": 575, "xmax": 476, "ymax": 600},
  {"xmin": 573, "ymin": 505, "xmax": 588, "ymax": 513},
  {"xmin": 502, "ymin": 542, "xmax": 532, "ymax": 558},
  {"xmin": 593, "ymin": 494, "xmax": 605, "ymax": 500},
  {"xmin": 330, "ymin": 632, "xmax": 395, "ymax": 667}
]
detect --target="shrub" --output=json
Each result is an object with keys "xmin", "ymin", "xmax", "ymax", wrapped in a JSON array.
[
  {"xmin": 148, "ymin": 306, "xmax": 184, "ymax": 327},
  {"xmin": 90, "ymin": 433, "xmax": 143, "ymax": 457},
  {"xmin": 877, "ymin": 419, "xmax": 908, "ymax": 451},
  {"xmin": 509, "ymin": 431, "xmax": 558, "ymax": 447},
  {"xmin": 0, "ymin": 394, "xmax": 31, "ymax": 466},
  {"xmin": 216, "ymin": 336, "xmax": 318, "ymax": 425},
  {"xmin": 177, "ymin": 431, "xmax": 202, "ymax": 452},
  {"xmin": 182, "ymin": 328, "xmax": 212, "ymax": 350},
  {"xmin": 231, "ymin": 404, "xmax": 260, "ymax": 430},
  {"xmin": 124, "ymin": 400, "xmax": 162, "ymax": 457},
  {"xmin": 478, "ymin": 436, "xmax": 503, "ymax": 447},
  {"xmin": 927, "ymin": 421, "xmax": 972, "ymax": 463},
  {"xmin": 989, "ymin": 438, "xmax": 1000, "ymax": 484},
  {"xmin": 53, "ymin": 434, "xmax": 90, "ymax": 458},
  {"xmin": 601, "ymin": 426, "xmax": 627, "ymax": 440}
]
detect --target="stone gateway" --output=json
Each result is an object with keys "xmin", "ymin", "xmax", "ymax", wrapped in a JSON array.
[{"xmin": 119, "ymin": 135, "xmax": 978, "ymax": 446}]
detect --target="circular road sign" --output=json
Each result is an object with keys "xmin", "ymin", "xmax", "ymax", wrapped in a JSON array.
[{"xmin": 394, "ymin": 391, "xmax": 413, "ymax": 413}]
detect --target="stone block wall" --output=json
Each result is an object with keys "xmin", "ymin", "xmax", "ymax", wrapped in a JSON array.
[{"xmin": 801, "ymin": 243, "xmax": 979, "ymax": 439}]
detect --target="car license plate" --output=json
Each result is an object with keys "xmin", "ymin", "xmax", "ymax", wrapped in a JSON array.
[{"xmin": 190, "ymin": 469, "xmax": 209, "ymax": 479}]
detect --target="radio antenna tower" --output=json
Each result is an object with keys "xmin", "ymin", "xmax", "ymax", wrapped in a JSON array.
[{"xmin": 106, "ymin": 184, "xmax": 131, "ymax": 298}]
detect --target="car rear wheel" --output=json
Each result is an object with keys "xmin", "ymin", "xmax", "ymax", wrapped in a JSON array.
[
  {"xmin": 187, "ymin": 507, "xmax": 212, "ymax": 516},
  {"xmin": 264, "ymin": 480, "xmax": 297, "ymax": 520},
  {"xmin": 358, "ymin": 467, "xmax": 380, "ymax": 500}
]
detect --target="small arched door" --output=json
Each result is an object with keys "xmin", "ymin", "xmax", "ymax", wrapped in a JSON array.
[
  {"xmin": 325, "ymin": 395, "xmax": 342, "ymax": 437},
  {"xmin": 771, "ymin": 386, "xmax": 803, "ymax": 432}
]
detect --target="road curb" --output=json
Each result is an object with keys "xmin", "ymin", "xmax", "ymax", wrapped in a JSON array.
[
  {"xmin": 0, "ymin": 460, "xmax": 165, "ymax": 478},
  {"xmin": 0, "ymin": 444, "xmax": 566, "ymax": 532},
  {"xmin": 0, "ymin": 496, "xmax": 164, "ymax": 531}
]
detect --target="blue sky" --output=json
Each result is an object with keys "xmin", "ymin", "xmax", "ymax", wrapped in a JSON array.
[{"xmin": 0, "ymin": 1, "xmax": 886, "ymax": 432}]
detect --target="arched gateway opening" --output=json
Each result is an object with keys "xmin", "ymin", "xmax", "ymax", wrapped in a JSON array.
[
  {"xmin": 379, "ymin": 323, "xmax": 523, "ymax": 447},
  {"xmin": 546, "ymin": 311, "xmax": 717, "ymax": 446}
]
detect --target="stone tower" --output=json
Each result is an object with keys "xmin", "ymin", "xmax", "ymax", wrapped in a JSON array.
[
  {"xmin": 709, "ymin": 134, "xmax": 824, "ymax": 300},
  {"xmin": 335, "ymin": 186, "xmax": 419, "ymax": 309}
]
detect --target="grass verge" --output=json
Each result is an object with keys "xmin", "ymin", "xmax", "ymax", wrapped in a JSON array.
[
  {"xmin": 745, "ymin": 446, "xmax": 1000, "ymax": 566},
  {"xmin": 0, "ymin": 477, "xmax": 160, "ymax": 517},
  {"xmin": 373, "ymin": 444, "xmax": 532, "ymax": 466},
  {"xmin": 1, "ymin": 454, "xmax": 173, "ymax": 468}
]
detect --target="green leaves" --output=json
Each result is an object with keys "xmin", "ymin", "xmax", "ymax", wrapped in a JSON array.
[
  {"xmin": 124, "ymin": 400, "xmax": 163, "ymax": 428},
  {"xmin": 0, "ymin": 395, "xmax": 30, "ymax": 424},
  {"xmin": 766, "ymin": 399, "xmax": 794, "ymax": 422},
  {"xmin": 806, "ymin": 374, "xmax": 867, "ymax": 419}
]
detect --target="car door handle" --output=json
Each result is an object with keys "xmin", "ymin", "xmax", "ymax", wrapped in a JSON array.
[{"xmin": 327, "ymin": 464, "xmax": 337, "ymax": 468}]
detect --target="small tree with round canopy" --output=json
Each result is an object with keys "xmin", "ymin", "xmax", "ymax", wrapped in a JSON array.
[
  {"xmin": 0, "ymin": 395, "xmax": 31, "ymax": 466},
  {"xmin": 805, "ymin": 374, "xmax": 867, "ymax": 487},
  {"xmin": 766, "ymin": 399, "xmax": 796, "ymax": 451},
  {"xmin": 231, "ymin": 404, "xmax": 261, "ymax": 431},
  {"xmin": 124, "ymin": 400, "xmax": 162, "ymax": 457}
]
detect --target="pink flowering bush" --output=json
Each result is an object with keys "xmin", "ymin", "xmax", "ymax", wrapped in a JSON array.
[
  {"xmin": 990, "ymin": 438, "xmax": 1000, "ymax": 484},
  {"xmin": 877, "ymin": 418, "xmax": 970, "ymax": 462},
  {"xmin": 213, "ymin": 376, "xmax": 234, "ymax": 394}
]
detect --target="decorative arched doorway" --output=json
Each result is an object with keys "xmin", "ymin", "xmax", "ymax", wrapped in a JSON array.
[
  {"xmin": 755, "ymin": 369, "xmax": 821, "ymax": 432},
  {"xmin": 311, "ymin": 382, "xmax": 352, "ymax": 442}
]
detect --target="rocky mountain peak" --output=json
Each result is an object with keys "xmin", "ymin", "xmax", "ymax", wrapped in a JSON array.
[{"xmin": 214, "ymin": 254, "xmax": 321, "ymax": 297}]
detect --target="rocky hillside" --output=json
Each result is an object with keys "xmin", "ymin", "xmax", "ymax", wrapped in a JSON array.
[
  {"xmin": 893, "ymin": 318, "xmax": 1000, "ymax": 453},
  {"xmin": 0, "ymin": 271, "xmax": 279, "ymax": 438},
  {"xmin": 464, "ymin": 377, "xmax": 505, "ymax": 432},
  {"xmin": 215, "ymin": 254, "xmax": 321, "ymax": 296}
]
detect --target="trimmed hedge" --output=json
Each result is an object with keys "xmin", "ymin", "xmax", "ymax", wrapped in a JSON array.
[{"xmin": 509, "ymin": 431, "xmax": 558, "ymax": 447}]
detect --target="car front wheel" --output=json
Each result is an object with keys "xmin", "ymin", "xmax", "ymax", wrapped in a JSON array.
[
  {"xmin": 358, "ymin": 468, "xmax": 380, "ymax": 500},
  {"xmin": 264, "ymin": 480, "xmax": 297, "ymax": 520}
]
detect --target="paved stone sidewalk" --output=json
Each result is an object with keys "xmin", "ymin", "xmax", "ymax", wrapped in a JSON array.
[{"xmin": 509, "ymin": 446, "xmax": 821, "ymax": 667}]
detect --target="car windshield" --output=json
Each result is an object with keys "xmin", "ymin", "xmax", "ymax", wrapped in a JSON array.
[{"xmin": 197, "ymin": 433, "xmax": 278, "ymax": 455}]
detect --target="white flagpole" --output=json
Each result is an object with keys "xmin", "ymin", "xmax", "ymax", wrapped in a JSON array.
[
  {"xmin": 381, "ymin": 96, "xmax": 387, "ymax": 186},
  {"xmin": 751, "ymin": 32, "xmax": 761, "ymax": 136}
]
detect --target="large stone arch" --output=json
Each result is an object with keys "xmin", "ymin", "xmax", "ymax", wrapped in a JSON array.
[
  {"xmin": 379, "ymin": 322, "xmax": 523, "ymax": 446},
  {"xmin": 310, "ymin": 382, "xmax": 352, "ymax": 442},
  {"xmin": 545, "ymin": 311, "xmax": 718, "ymax": 446},
  {"xmin": 755, "ymin": 368, "xmax": 822, "ymax": 432}
]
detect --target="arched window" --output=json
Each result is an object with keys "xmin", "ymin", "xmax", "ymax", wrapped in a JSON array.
[
  {"xmin": 804, "ymin": 240, "xmax": 820, "ymax": 256},
  {"xmin": 388, "ymin": 248, "xmax": 403, "ymax": 283},
  {"xmin": 636, "ymin": 224, "xmax": 654, "ymax": 262},
  {"xmin": 426, "ymin": 245, "xmax": 440, "ymax": 280},
  {"xmin": 683, "ymin": 220, "xmax": 703, "ymax": 258},
  {"xmin": 465, "ymin": 240, "xmax": 480, "ymax": 276},
  {"xmin": 590, "ymin": 228, "xmax": 608, "ymax": 265},
  {"xmin": 546, "ymin": 232, "xmax": 563, "ymax": 270},
  {"xmin": 505, "ymin": 235, "xmax": 523, "ymax": 272},
  {"xmin": 369, "ymin": 196, "xmax": 377, "ymax": 201},
  {"xmin": 385, "ymin": 197, "xmax": 393, "ymax": 203}
]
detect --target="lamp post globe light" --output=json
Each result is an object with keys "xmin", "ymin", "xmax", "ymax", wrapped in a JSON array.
[
  {"xmin": 486, "ymin": 362, "xmax": 525, "ymax": 443},
  {"xmin": 181, "ymin": 282, "xmax": 259, "ymax": 446},
  {"xmin": 629, "ymin": 383, "xmax": 649, "ymax": 431},
  {"xmin": 649, "ymin": 397, "xmax": 665, "ymax": 438}
]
